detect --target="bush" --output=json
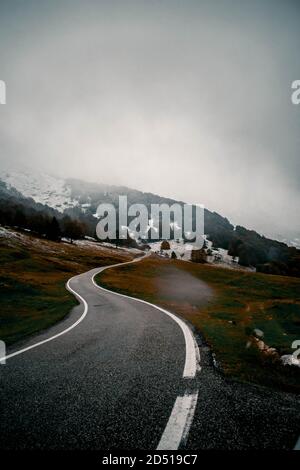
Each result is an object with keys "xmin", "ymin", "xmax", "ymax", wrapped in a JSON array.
[
  {"xmin": 191, "ymin": 248, "xmax": 207, "ymax": 263},
  {"xmin": 161, "ymin": 240, "xmax": 170, "ymax": 250}
]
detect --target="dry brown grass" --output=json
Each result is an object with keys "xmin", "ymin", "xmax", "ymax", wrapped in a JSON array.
[
  {"xmin": 0, "ymin": 227, "xmax": 134, "ymax": 345},
  {"xmin": 97, "ymin": 255, "xmax": 300, "ymax": 392}
]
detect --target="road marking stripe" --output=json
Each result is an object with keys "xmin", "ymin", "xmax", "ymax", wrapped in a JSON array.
[
  {"xmin": 0, "ymin": 256, "xmax": 142, "ymax": 362},
  {"xmin": 1, "ymin": 252, "xmax": 200, "ymax": 450},
  {"xmin": 92, "ymin": 258, "xmax": 201, "ymax": 450},
  {"xmin": 156, "ymin": 392, "xmax": 198, "ymax": 450},
  {"xmin": 92, "ymin": 271, "xmax": 199, "ymax": 379},
  {"xmin": 0, "ymin": 277, "xmax": 88, "ymax": 362}
]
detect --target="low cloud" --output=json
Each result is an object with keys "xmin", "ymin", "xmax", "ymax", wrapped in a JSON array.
[{"xmin": 0, "ymin": 0, "xmax": 299, "ymax": 240}]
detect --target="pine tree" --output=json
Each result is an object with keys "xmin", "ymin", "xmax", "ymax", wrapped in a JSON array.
[
  {"xmin": 63, "ymin": 219, "xmax": 85, "ymax": 243},
  {"xmin": 46, "ymin": 216, "xmax": 61, "ymax": 241}
]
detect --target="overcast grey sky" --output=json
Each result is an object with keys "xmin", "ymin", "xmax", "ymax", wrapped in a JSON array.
[{"xmin": 0, "ymin": 0, "xmax": 299, "ymax": 240}]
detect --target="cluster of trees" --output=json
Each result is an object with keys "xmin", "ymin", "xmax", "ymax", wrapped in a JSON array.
[
  {"xmin": 256, "ymin": 247, "xmax": 300, "ymax": 277},
  {"xmin": 0, "ymin": 199, "xmax": 87, "ymax": 243},
  {"xmin": 220, "ymin": 226, "xmax": 300, "ymax": 276},
  {"xmin": 204, "ymin": 210, "xmax": 291, "ymax": 269},
  {"xmin": 62, "ymin": 181, "xmax": 300, "ymax": 275},
  {"xmin": 61, "ymin": 216, "xmax": 87, "ymax": 243},
  {"xmin": 1, "ymin": 178, "xmax": 299, "ymax": 276},
  {"xmin": 226, "ymin": 226, "xmax": 289, "ymax": 267},
  {"xmin": 204, "ymin": 209, "xmax": 234, "ymax": 249},
  {"xmin": 191, "ymin": 248, "xmax": 207, "ymax": 263}
]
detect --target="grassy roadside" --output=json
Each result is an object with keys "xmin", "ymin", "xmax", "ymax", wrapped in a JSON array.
[
  {"xmin": 97, "ymin": 255, "xmax": 300, "ymax": 393},
  {"xmin": 0, "ymin": 227, "xmax": 134, "ymax": 345}
]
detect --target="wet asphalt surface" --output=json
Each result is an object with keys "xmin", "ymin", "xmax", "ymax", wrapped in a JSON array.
[
  {"xmin": 0, "ymin": 266, "xmax": 185, "ymax": 450},
  {"xmin": 187, "ymin": 338, "xmax": 300, "ymax": 450},
  {"xmin": 0, "ymin": 264, "xmax": 299, "ymax": 450}
]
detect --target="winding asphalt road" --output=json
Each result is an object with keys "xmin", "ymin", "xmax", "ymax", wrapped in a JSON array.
[
  {"xmin": 1, "ymin": 256, "xmax": 300, "ymax": 450},
  {"xmin": 0, "ymin": 256, "xmax": 200, "ymax": 450}
]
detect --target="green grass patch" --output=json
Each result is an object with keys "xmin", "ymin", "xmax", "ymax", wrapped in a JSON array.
[
  {"xmin": 97, "ymin": 256, "xmax": 300, "ymax": 393},
  {"xmin": 0, "ymin": 228, "xmax": 133, "ymax": 346}
]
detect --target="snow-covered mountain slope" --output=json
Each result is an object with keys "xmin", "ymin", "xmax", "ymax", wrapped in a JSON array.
[
  {"xmin": 148, "ymin": 238, "xmax": 255, "ymax": 271},
  {"xmin": 0, "ymin": 169, "xmax": 78, "ymax": 212},
  {"xmin": 0, "ymin": 168, "xmax": 299, "ymax": 253}
]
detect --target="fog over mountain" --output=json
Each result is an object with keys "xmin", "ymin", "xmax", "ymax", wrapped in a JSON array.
[{"xmin": 0, "ymin": 0, "xmax": 299, "ymax": 242}]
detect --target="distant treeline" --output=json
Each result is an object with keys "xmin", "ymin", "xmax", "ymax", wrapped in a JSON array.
[
  {"xmin": 205, "ymin": 213, "xmax": 300, "ymax": 277},
  {"xmin": 0, "ymin": 186, "xmax": 139, "ymax": 248},
  {"xmin": 0, "ymin": 179, "xmax": 299, "ymax": 276},
  {"xmin": 0, "ymin": 195, "xmax": 88, "ymax": 243},
  {"xmin": 66, "ymin": 177, "xmax": 300, "ymax": 276}
]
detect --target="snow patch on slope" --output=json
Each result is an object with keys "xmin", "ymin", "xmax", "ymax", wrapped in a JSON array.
[
  {"xmin": 149, "ymin": 236, "xmax": 255, "ymax": 271},
  {"xmin": 149, "ymin": 239, "xmax": 193, "ymax": 261},
  {"xmin": 0, "ymin": 169, "xmax": 77, "ymax": 212}
]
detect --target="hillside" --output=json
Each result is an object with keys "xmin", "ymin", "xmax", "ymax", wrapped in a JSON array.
[
  {"xmin": 0, "ymin": 169, "xmax": 299, "ymax": 276},
  {"xmin": 0, "ymin": 226, "xmax": 135, "ymax": 345},
  {"xmin": 98, "ymin": 255, "xmax": 300, "ymax": 393}
]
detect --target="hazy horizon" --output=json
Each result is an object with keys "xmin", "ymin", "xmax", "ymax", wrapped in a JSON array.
[{"xmin": 1, "ymin": 0, "xmax": 300, "ymax": 242}]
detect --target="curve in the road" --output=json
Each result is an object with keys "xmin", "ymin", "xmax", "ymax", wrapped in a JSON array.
[
  {"xmin": 0, "ymin": 257, "xmax": 139, "ymax": 362},
  {"xmin": 91, "ymin": 260, "xmax": 201, "ymax": 450},
  {"xmin": 0, "ymin": 253, "xmax": 201, "ymax": 450}
]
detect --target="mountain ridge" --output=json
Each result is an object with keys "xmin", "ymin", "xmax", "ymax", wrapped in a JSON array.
[{"xmin": 0, "ymin": 169, "xmax": 299, "ymax": 276}]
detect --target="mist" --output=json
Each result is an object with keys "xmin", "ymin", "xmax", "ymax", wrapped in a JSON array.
[{"xmin": 0, "ymin": 0, "xmax": 299, "ymax": 241}]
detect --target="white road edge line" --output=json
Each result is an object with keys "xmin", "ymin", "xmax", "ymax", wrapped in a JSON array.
[
  {"xmin": 92, "ymin": 258, "xmax": 201, "ymax": 450},
  {"xmin": 294, "ymin": 435, "xmax": 300, "ymax": 450},
  {"xmin": 0, "ymin": 256, "xmax": 142, "ymax": 362},
  {"xmin": 156, "ymin": 392, "xmax": 199, "ymax": 450},
  {"xmin": 1, "ymin": 252, "xmax": 201, "ymax": 450},
  {"xmin": 0, "ymin": 277, "xmax": 88, "ymax": 362},
  {"xmin": 91, "ymin": 271, "xmax": 199, "ymax": 379}
]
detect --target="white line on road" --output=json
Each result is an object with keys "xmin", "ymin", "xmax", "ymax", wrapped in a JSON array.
[
  {"xmin": 1, "ymin": 252, "xmax": 201, "ymax": 450},
  {"xmin": 0, "ymin": 256, "xmax": 142, "ymax": 362},
  {"xmin": 157, "ymin": 392, "xmax": 199, "ymax": 450},
  {"xmin": 0, "ymin": 276, "xmax": 88, "ymax": 362},
  {"xmin": 92, "ymin": 273, "xmax": 199, "ymax": 379},
  {"xmin": 294, "ymin": 435, "xmax": 300, "ymax": 450},
  {"xmin": 92, "ymin": 259, "xmax": 201, "ymax": 450}
]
